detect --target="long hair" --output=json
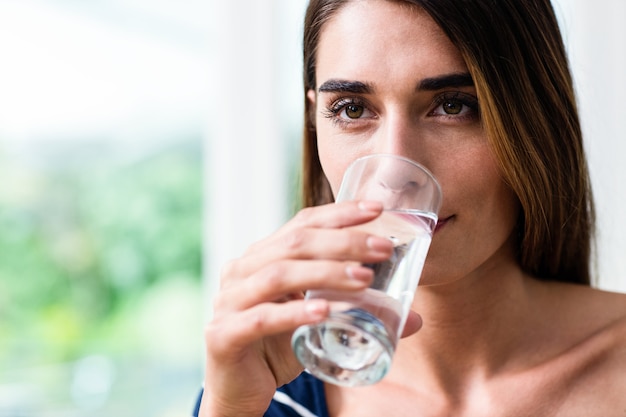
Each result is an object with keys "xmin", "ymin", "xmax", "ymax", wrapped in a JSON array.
[{"xmin": 300, "ymin": 0, "xmax": 595, "ymax": 285}]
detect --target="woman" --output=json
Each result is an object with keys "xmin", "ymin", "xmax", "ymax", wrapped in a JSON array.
[{"xmin": 196, "ymin": 0, "xmax": 626, "ymax": 415}]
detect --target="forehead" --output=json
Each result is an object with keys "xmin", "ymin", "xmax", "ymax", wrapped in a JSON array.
[{"xmin": 314, "ymin": 0, "xmax": 467, "ymax": 87}]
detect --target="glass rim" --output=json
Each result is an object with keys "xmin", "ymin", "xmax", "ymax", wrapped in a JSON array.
[{"xmin": 347, "ymin": 153, "xmax": 442, "ymax": 198}]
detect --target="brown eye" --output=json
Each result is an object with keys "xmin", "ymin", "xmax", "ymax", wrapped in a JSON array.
[
  {"xmin": 323, "ymin": 97, "xmax": 375, "ymax": 126},
  {"xmin": 345, "ymin": 104, "xmax": 364, "ymax": 119},
  {"xmin": 428, "ymin": 92, "xmax": 479, "ymax": 121},
  {"xmin": 442, "ymin": 100, "xmax": 463, "ymax": 115}
]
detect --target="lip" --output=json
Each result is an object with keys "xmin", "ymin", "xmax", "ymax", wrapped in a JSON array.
[{"xmin": 434, "ymin": 215, "xmax": 453, "ymax": 233}]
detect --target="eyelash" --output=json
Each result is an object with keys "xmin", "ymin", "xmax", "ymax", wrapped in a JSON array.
[
  {"xmin": 429, "ymin": 92, "xmax": 480, "ymax": 121},
  {"xmin": 321, "ymin": 92, "xmax": 480, "ymax": 128},
  {"xmin": 322, "ymin": 97, "xmax": 372, "ymax": 128}
]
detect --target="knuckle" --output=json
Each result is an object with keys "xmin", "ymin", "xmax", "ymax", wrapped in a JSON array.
[
  {"xmin": 219, "ymin": 257, "xmax": 248, "ymax": 289},
  {"xmin": 281, "ymin": 228, "xmax": 308, "ymax": 254},
  {"xmin": 243, "ymin": 239, "xmax": 263, "ymax": 255},
  {"xmin": 248, "ymin": 310, "xmax": 266, "ymax": 332},
  {"xmin": 259, "ymin": 263, "xmax": 287, "ymax": 290},
  {"xmin": 211, "ymin": 292, "xmax": 228, "ymax": 313},
  {"xmin": 293, "ymin": 206, "xmax": 316, "ymax": 223},
  {"xmin": 204, "ymin": 319, "xmax": 219, "ymax": 340},
  {"xmin": 204, "ymin": 319, "xmax": 229, "ymax": 355},
  {"xmin": 220, "ymin": 258, "xmax": 239, "ymax": 280}
]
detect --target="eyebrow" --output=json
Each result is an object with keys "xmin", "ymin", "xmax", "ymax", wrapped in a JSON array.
[
  {"xmin": 417, "ymin": 73, "xmax": 474, "ymax": 91},
  {"xmin": 318, "ymin": 79, "xmax": 373, "ymax": 94},
  {"xmin": 317, "ymin": 72, "xmax": 474, "ymax": 94}
]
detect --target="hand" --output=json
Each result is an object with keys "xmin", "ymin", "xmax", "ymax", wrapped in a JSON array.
[{"xmin": 200, "ymin": 201, "xmax": 401, "ymax": 416}]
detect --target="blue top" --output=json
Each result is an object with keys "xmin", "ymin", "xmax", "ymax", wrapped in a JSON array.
[{"xmin": 192, "ymin": 372, "xmax": 330, "ymax": 417}]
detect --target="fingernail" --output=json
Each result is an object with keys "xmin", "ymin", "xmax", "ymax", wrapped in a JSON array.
[
  {"xmin": 305, "ymin": 300, "xmax": 328, "ymax": 319},
  {"xmin": 346, "ymin": 265, "xmax": 372, "ymax": 283},
  {"xmin": 358, "ymin": 201, "xmax": 383, "ymax": 212},
  {"xmin": 367, "ymin": 236, "xmax": 393, "ymax": 252}
]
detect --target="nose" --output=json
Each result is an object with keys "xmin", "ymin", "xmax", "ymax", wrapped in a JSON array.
[
  {"xmin": 337, "ymin": 153, "xmax": 441, "ymax": 216},
  {"xmin": 373, "ymin": 112, "xmax": 429, "ymax": 168},
  {"xmin": 348, "ymin": 154, "xmax": 440, "ymax": 212},
  {"xmin": 375, "ymin": 157, "xmax": 421, "ymax": 192},
  {"xmin": 362, "ymin": 116, "xmax": 440, "ymax": 210}
]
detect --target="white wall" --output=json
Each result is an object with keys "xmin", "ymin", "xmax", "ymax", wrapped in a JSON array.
[
  {"xmin": 204, "ymin": 0, "xmax": 308, "ymax": 318},
  {"xmin": 553, "ymin": 0, "xmax": 626, "ymax": 292}
]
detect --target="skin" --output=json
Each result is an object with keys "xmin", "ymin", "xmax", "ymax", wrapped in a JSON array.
[{"xmin": 201, "ymin": 1, "xmax": 626, "ymax": 416}]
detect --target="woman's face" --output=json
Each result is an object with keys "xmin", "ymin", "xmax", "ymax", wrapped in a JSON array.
[{"xmin": 309, "ymin": 0, "xmax": 520, "ymax": 285}]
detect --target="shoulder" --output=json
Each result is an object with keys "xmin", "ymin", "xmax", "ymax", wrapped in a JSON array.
[
  {"xmin": 542, "ymin": 283, "xmax": 626, "ymax": 413},
  {"xmin": 542, "ymin": 282, "xmax": 626, "ymax": 345},
  {"xmin": 522, "ymin": 282, "xmax": 626, "ymax": 415},
  {"xmin": 575, "ymin": 286, "xmax": 626, "ymax": 365},
  {"xmin": 540, "ymin": 280, "xmax": 625, "ymax": 318},
  {"xmin": 531, "ymin": 281, "xmax": 626, "ymax": 373},
  {"xmin": 574, "ymin": 285, "xmax": 626, "ymax": 365},
  {"xmin": 562, "ymin": 283, "xmax": 626, "ymax": 326},
  {"xmin": 266, "ymin": 372, "xmax": 329, "ymax": 417}
]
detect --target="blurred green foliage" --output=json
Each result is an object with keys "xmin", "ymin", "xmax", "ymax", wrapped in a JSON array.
[{"xmin": 0, "ymin": 139, "xmax": 202, "ymax": 371}]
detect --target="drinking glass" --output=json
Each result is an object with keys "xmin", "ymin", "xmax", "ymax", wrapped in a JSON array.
[{"xmin": 291, "ymin": 154, "xmax": 442, "ymax": 386}]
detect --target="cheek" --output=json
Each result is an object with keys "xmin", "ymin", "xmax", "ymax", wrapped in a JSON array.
[
  {"xmin": 440, "ymin": 145, "xmax": 518, "ymax": 221},
  {"xmin": 309, "ymin": 91, "xmax": 345, "ymax": 197},
  {"xmin": 317, "ymin": 142, "xmax": 343, "ymax": 197},
  {"xmin": 319, "ymin": 160, "xmax": 350, "ymax": 200},
  {"xmin": 459, "ymin": 157, "xmax": 520, "ymax": 235},
  {"xmin": 316, "ymin": 127, "xmax": 363, "ymax": 198}
]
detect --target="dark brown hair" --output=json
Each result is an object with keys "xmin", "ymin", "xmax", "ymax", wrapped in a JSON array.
[{"xmin": 300, "ymin": 0, "xmax": 595, "ymax": 285}]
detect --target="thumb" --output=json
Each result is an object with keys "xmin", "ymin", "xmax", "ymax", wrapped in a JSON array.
[{"xmin": 400, "ymin": 310, "xmax": 422, "ymax": 338}]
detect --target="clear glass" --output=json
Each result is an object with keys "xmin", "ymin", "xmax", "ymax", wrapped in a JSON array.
[{"xmin": 292, "ymin": 154, "xmax": 442, "ymax": 386}]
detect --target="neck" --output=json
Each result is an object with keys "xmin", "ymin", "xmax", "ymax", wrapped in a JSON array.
[{"xmin": 390, "ymin": 252, "xmax": 545, "ymax": 394}]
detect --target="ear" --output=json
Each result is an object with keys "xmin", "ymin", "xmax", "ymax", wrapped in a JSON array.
[
  {"xmin": 306, "ymin": 89, "xmax": 317, "ymax": 128},
  {"xmin": 307, "ymin": 88, "xmax": 316, "ymax": 105}
]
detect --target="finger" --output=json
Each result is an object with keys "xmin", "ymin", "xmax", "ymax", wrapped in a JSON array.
[
  {"xmin": 261, "ymin": 227, "xmax": 393, "ymax": 262},
  {"xmin": 207, "ymin": 299, "xmax": 329, "ymax": 356},
  {"xmin": 242, "ymin": 201, "xmax": 383, "ymax": 256},
  {"xmin": 400, "ymin": 310, "xmax": 423, "ymax": 338},
  {"xmin": 216, "ymin": 260, "xmax": 374, "ymax": 312},
  {"xmin": 219, "ymin": 201, "xmax": 386, "ymax": 287},
  {"xmin": 288, "ymin": 200, "xmax": 384, "ymax": 229},
  {"xmin": 221, "ymin": 228, "xmax": 393, "ymax": 290}
]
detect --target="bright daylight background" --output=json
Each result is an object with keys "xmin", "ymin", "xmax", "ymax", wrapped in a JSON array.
[{"xmin": 0, "ymin": 0, "xmax": 624, "ymax": 416}]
